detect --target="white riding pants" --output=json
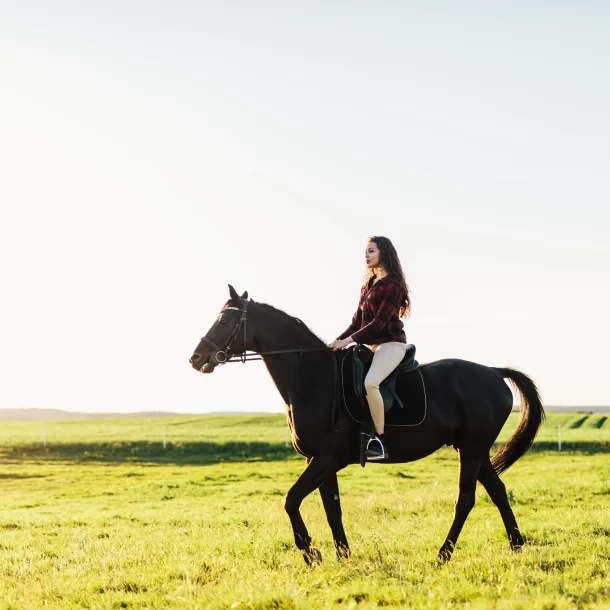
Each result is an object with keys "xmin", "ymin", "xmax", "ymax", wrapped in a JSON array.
[{"xmin": 364, "ymin": 342, "xmax": 408, "ymax": 430}]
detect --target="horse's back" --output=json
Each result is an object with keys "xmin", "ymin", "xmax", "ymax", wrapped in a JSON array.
[{"xmin": 422, "ymin": 358, "xmax": 513, "ymax": 404}]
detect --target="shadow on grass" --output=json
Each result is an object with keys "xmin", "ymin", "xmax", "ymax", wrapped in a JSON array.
[{"xmin": 0, "ymin": 441, "xmax": 301, "ymax": 465}]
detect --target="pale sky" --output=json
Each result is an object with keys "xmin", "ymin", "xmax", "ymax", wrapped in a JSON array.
[{"xmin": 1, "ymin": 1, "xmax": 609, "ymax": 413}]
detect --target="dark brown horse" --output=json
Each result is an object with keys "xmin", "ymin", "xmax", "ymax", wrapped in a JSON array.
[{"xmin": 190, "ymin": 285, "xmax": 544, "ymax": 564}]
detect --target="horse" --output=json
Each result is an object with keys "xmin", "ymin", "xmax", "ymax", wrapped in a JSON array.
[{"xmin": 189, "ymin": 285, "xmax": 544, "ymax": 565}]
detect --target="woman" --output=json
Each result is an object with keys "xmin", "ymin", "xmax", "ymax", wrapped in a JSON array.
[{"xmin": 329, "ymin": 236, "xmax": 411, "ymax": 460}]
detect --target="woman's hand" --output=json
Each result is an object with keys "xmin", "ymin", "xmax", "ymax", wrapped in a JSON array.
[{"xmin": 328, "ymin": 337, "xmax": 353, "ymax": 351}]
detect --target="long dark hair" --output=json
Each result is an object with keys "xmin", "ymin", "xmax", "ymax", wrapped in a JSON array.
[{"xmin": 364, "ymin": 235, "xmax": 411, "ymax": 318}]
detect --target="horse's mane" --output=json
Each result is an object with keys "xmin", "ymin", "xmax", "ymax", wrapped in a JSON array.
[{"xmin": 253, "ymin": 301, "xmax": 327, "ymax": 347}]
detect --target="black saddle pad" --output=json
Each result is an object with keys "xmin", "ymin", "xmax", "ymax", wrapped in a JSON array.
[{"xmin": 340, "ymin": 349, "xmax": 427, "ymax": 427}]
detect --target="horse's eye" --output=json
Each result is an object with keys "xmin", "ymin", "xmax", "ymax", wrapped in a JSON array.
[{"xmin": 219, "ymin": 319, "xmax": 229, "ymax": 326}]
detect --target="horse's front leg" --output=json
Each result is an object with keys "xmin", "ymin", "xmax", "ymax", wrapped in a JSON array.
[
  {"xmin": 319, "ymin": 470, "xmax": 350, "ymax": 559},
  {"xmin": 284, "ymin": 456, "xmax": 337, "ymax": 565}
]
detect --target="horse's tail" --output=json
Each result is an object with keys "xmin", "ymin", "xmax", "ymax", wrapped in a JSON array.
[{"xmin": 491, "ymin": 367, "xmax": 545, "ymax": 476}]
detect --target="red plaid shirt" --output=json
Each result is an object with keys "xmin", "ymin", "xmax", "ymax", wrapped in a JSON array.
[{"xmin": 338, "ymin": 275, "xmax": 407, "ymax": 345}]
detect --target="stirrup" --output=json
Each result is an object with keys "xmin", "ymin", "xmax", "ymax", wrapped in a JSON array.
[{"xmin": 365, "ymin": 436, "xmax": 388, "ymax": 461}]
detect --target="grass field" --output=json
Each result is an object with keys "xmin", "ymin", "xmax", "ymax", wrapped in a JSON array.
[{"xmin": 1, "ymin": 413, "xmax": 609, "ymax": 609}]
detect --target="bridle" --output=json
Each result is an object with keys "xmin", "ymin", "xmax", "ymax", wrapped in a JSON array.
[
  {"xmin": 200, "ymin": 301, "xmax": 251, "ymax": 365},
  {"xmin": 199, "ymin": 299, "xmax": 340, "ymax": 429},
  {"xmin": 200, "ymin": 299, "xmax": 331, "ymax": 365}
]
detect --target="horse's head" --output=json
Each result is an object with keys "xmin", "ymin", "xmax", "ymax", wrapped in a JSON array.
[{"xmin": 189, "ymin": 284, "xmax": 250, "ymax": 374}]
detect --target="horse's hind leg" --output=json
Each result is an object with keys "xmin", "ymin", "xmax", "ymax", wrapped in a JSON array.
[
  {"xmin": 438, "ymin": 455, "xmax": 482, "ymax": 563},
  {"xmin": 319, "ymin": 471, "xmax": 350, "ymax": 559},
  {"xmin": 478, "ymin": 458, "xmax": 524, "ymax": 549}
]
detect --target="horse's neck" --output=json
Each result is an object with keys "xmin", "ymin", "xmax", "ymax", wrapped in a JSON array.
[
  {"xmin": 254, "ymin": 306, "xmax": 321, "ymax": 353},
  {"xmin": 254, "ymin": 306, "xmax": 329, "ymax": 407}
]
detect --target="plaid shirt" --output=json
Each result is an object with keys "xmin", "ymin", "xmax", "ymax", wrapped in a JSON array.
[{"xmin": 338, "ymin": 275, "xmax": 407, "ymax": 345}]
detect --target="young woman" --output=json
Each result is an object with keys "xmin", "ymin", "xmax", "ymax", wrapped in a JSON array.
[{"xmin": 329, "ymin": 236, "xmax": 411, "ymax": 460}]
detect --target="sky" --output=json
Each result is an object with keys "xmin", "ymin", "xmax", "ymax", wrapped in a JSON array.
[{"xmin": 1, "ymin": 1, "xmax": 609, "ymax": 413}]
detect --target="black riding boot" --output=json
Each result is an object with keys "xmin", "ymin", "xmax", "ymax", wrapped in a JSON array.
[{"xmin": 365, "ymin": 433, "xmax": 388, "ymax": 461}]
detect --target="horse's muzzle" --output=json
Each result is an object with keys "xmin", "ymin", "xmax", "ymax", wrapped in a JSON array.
[
  {"xmin": 190, "ymin": 352, "xmax": 216, "ymax": 374},
  {"xmin": 201, "ymin": 362, "xmax": 216, "ymax": 374}
]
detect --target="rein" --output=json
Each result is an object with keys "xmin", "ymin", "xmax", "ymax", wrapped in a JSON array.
[
  {"xmin": 217, "ymin": 348, "xmax": 331, "ymax": 363},
  {"xmin": 200, "ymin": 300, "xmax": 340, "ymax": 429}
]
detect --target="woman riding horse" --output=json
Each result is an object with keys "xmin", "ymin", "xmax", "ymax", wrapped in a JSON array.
[{"xmin": 329, "ymin": 236, "xmax": 410, "ymax": 461}]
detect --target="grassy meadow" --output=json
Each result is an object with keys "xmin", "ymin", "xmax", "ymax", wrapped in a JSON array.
[{"xmin": 0, "ymin": 413, "xmax": 609, "ymax": 609}]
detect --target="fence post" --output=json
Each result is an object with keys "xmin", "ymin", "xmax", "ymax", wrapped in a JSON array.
[
  {"xmin": 42, "ymin": 423, "xmax": 46, "ymax": 448},
  {"xmin": 163, "ymin": 425, "xmax": 167, "ymax": 450},
  {"xmin": 558, "ymin": 424, "xmax": 562, "ymax": 451}
]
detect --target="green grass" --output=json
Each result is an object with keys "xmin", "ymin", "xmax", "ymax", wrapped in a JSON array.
[
  {"xmin": 1, "ymin": 413, "xmax": 609, "ymax": 609},
  {"xmin": 2, "ymin": 412, "xmax": 608, "ymax": 462}
]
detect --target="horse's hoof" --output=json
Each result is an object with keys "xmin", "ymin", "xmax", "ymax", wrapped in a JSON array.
[
  {"xmin": 510, "ymin": 533, "xmax": 525, "ymax": 551},
  {"xmin": 310, "ymin": 547, "xmax": 322, "ymax": 564},
  {"xmin": 303, "ymin": 547, "xmax": 322, "ymax": 565},
  {"xmin": 336, "ymin": 545, "xmax": 351, "ymax": 560},
  {"xmin": 511, "ymin": 542, "xmax": 524, "ymax": 552},
  {"xmin": 436, "ymin": 545, "xmax": 453, "ymax": 564}
]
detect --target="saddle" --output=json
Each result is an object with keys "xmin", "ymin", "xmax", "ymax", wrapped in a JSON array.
[
  {"xmin": 352, "ymin": 343, "xmax": 419, "ymax": 413},
  {"xmin": 348, "ymin": 343, "xmax": 423, "ymax": 467}
]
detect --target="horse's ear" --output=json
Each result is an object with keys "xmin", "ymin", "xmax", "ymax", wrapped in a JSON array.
[
  {"xmin": 241, "ymin": 291, "xmax": 248, "ymax": 300},
  {"xmin": 228, "ymin": 284, "xmax": 239, "ymax": 300}
]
